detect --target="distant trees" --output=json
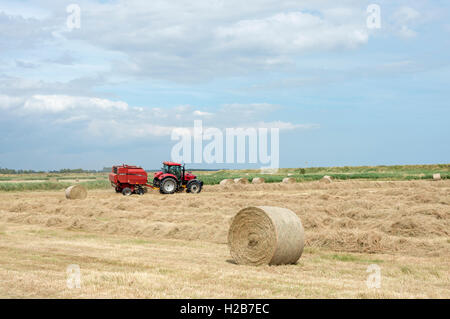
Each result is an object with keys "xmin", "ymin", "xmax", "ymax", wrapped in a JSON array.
[
  {"xmin": 0, "ymin": 167, "xmax": 99, "ymax": 174},
  {"xmin": 0, "ymin": 168, "xmax": 45, "ymax": 174},
  {"xmin": 48, "ymin": 168, "xmax": 98, "ymax": 173}
]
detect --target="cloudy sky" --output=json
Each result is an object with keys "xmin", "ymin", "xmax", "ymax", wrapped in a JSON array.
[{"xmin": 0, "ymin": 0, "xmax": 449, "ymax": 170}]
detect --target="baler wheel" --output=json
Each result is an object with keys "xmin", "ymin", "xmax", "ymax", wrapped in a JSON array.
[{"xmin": 122, "ymin": 188, "xmax": 132, "ymax": 196}]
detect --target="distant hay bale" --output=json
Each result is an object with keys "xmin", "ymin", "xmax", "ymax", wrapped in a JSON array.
[
  {"xmin": 320, "ymin": 175, "xmax": 333, "ymax": 183},
  {"xmin": 433, "ymin": 173, "xmax": 441, "ymax": 181},
  {"xmin": 282, "ymin": 177, "xmax": 296, "ymax": 184},
  {"xmin": 220, "ymin": 179, "xmax": 234, "ymax": 185},
  {"xmin": 288, "ymin": 173, "xmax": 293, "ymax": 176},
  {"xmin": 234, "ymin": 178, "xmax": 249, "ymax": 184},
  {"xmin": 65, "ymin": 185, "xmax": 87, "ymax": 200},
  {"xmin": 228, "ymin": 206, "xmax": 305, "ymax": 265},
  {"xmin": 252, "ymin": 177, "xmax": 265, "ymax": 184}
]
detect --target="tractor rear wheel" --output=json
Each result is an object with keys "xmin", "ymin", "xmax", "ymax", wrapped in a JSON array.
[
  {"xmin": 187, "ymin": 180, "xmax": 202, "ymax": 194},
  {"xmin": 122, "ymin": 188, "xmax": 132, "ymax": 196},
  {"xmin": 160, "ymin": 178, "xmax": 177, "ymax": 194}
]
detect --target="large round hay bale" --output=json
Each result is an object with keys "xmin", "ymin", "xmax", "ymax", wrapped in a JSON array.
[
  {"xmin": 219, "ymin": 179, "xmax": 234, "ymax": 185},
  {"xmin": 252, "ymin": 177, "xmax": 265, "ymax": 184},
  {"xmin": 320, "ymin": 175, "xmax": 333, "ymax": 183},
  {"xmin": 433, "ymin": 173, "xmax": 441, "ymax": 181},
  {"xmin": 282, "ymin": 177, "xmax": 296, "ymax": 184},
  {"xmin": 65, "ymin": 185, "xmax": 87, "ymax": 200},
  {"xmin": 234, "ymin": 178, "xmax": 249, "ymax": 184},
  {"xmin": 228, "ymin": 206, "xmax": 305, "ymax": 266}
]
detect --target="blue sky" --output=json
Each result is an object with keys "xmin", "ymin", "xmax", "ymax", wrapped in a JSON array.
[{"xmin": 0, "ymin": 0, "xmax": 449, "ymax": 170}]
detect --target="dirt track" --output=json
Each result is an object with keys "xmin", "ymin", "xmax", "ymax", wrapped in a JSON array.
[{"xmin": 0, "ymin": 180, "xmax": 449, "ymax": 298}]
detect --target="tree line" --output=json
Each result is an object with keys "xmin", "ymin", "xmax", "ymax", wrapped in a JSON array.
[{"xmin": 0, "ymin": 168, "xmax": 108, "ymax": 174}]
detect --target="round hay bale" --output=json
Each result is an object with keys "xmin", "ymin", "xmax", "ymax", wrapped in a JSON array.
[
  {"xmin": 282, "ymin": 177, "xmax": 296, "ymax": 184},
  {"xmin": 320, "ymin": 175, "xmax": 333, "ymax": 183},
  {"xmin": 234, "ymin": 178, "xmax": 249, "ymax": 184},
  {"xmin": 433, "ymin": 173, "xmax": 441, "ymax": 181},
  {"xmin": 252, "ymin": 177, "xmax": 265, "ymax": 184},
  {"xmin": 228, "ymin": 206, "xmax": 305, "ymax": 265},
  {"xmin": 65, "ymin": 185, "xmax": 87, "ymax": 200},
  {"xmin": 219, "ymin": 179, "xmax": 234, "ymax": 185}
]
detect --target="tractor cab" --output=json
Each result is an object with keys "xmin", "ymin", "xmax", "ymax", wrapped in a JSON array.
[{"xmin": 162, "ymin": 162, "xmax": 182, "ymax": 180}]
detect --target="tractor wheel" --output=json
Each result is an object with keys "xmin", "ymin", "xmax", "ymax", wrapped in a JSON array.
[
  {"xmin": 122, "ymin": 187, "xmax": 132, "ymax": 196},
  {"xmin": 160, "ymin": 178, "xmax": 177, "ymax": 194},
  {"xmin": 187, "ymin": 180, "xmax": 202, "ymax": 194}
]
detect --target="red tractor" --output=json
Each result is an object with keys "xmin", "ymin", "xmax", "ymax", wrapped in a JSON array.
[{"xmin": 109, "ymin": 162, "xmax": 203, "ymax": 195}]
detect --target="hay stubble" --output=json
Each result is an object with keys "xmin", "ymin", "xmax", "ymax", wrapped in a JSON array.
[{"xmin": 0, "ymin": 179, "xmax": 448, "ymax": 298}]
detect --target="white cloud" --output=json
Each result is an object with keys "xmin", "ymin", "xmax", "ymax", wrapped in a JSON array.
[
  {"xmin": 193, "ymin": 110, "xmax": 213, "ymax": 117},
  {"xmin": 51, "ymin": 1, "xmax": 372, "ymax": 81},
  {"xmin": 398, "ymin": 26, "xmax": 417, "ymax": 38},
  {"xmin": 86, "ymin": 120, "xmax": 175, "ymax": 139},
  {"xmin": 0, "ymin": 12, "xmax": 54, "ymax": 51},
  {"xmin": 215, "ymin": 12, "xmax": 368, "ymax": 54},
  {"xmin": 0, "ymin": 94, "xmax": 24, "ymax": 110},
  {"xmin": 255, "ymin": 121, "xmax": 320, "ymax": 131},
  {"xmin": 221, "ymin": 103, "xmax": 279, "ymax": 115},
  {"xmin": 1, "ymin": 92, "xmax": 316, "ymax": 142},
  {"xmin": 394, "ymin": 6, "xmax": 420, "ymax": 24},
  {"xmin": 392, "ymin": 6, "xmax": 421, "ymax": 38},
  {"xmin": 0, "ymin": 1, "xmax": 439, "ymax": 85},
  {"xmin": 22, "ymin": 95, "xmax": 128, "ymax": 113}
]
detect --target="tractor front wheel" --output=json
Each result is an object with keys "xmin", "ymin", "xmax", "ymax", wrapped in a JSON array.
[
  {"xmin": 187, "ymin": 180, "xmax": 202, "ymax": 194},
  {"xmin": 160, "ymin": 178, "xmax": 177, "ymax": 194}
]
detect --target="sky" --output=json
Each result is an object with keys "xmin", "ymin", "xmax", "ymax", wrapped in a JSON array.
[{"xmin": 0, "ymin": 0, "xmax": 449, "ymax": 170}]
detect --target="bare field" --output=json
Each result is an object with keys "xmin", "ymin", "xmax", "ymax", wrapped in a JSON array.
[{"xmin": 0, "ymin": 180, "xmax": 449, "ymax": 298}]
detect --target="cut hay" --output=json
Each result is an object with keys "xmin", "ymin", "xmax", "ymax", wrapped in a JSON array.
[
  {"xmin": 234, "ymin": 178, "xmax": 249, "ymax": 184},
  {"xmin": 219, "ymin": 179, "xmax": 234, "ymax": 185},
  {"xmin": 320, "ymin": 175, "xmax": 333, "ymax": 183},
  {"xmin": 65, "ymin": 185, "xmax": 87, "ymax": 200},
  {"xmin": 433, "ymin": 173, "xmax": 441, "ymax": 181},
  {"xmin": 228, "ymin": 206, "xmax": 305, "ymax": 266},
  {"xmin": 282, "ymin": 177, "xmax": 296, "ymax": 184},
  {"xmin": 252, "ymin": 177, "xmax": 265, "ymax": 184}
]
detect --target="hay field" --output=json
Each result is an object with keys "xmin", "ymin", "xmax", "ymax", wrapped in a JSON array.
[{"xmin": 0, "ymin": 179, "xmax": 449, "ymax": 298}]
